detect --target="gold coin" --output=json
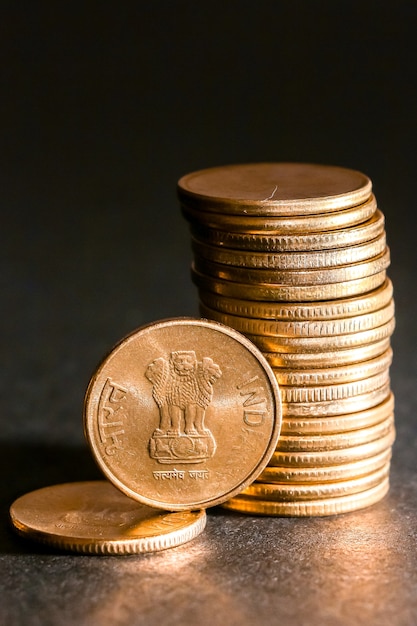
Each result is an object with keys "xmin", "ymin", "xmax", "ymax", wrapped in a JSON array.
[
  {"xmin": 182, "ymin": 196, "xmax": 376, "ymax": 234},
  {"xmin": 269, "ymin": 425, "xmax": 395, "ymax": 466},
  {"xmin": 243, "ymin": 462, "xmax": 390, "ymax": 501},
  {"xmin": 198, "ymin": 278, "xmax": 393, "ymax": 320},
  {"xmin": 247, "ymin": 316, "xmax": 395, "ymax": 352},
  {"xmin": 258, "ymin": 448, "xmax": 392, "ymax": 484},
  {"xmin": 281, "ymin": 381, "xmax": 391, "ymax": 417},
  {"xmin": 9, "ymin": 481, "xmax": 207, "ymax": 554},
  {"xmin": 192, "ymin": 233, "xmax": 386, "ymax": 270},
  {"xmin": 264, "ymin": 337, "xmax": 391, "ymax": 368},
  {"xmin": 200, "ymin": 300, "xmax": 394, "ymax": 338},
  {"xmin": 178, "ymin": 163, "xmax": 372, "ymax": 216},
  {"xmin": 192, "ymin": 266, "xmax": 387, "ymax": 301},
  {"xmin": 281, "ymin": 393, "xmax": 394, "ymax": 434},
  {"xmin": 275, "ymin": 348, "xmax": 393, "ymax": 386},
  {"xmin": 194, "ymin": 248, "xmax": 390, "ymax": 286},
  {"xmin": 279, "ymin": 370, "xmax": 390, "ymax": 404},
  {"xmin": 277, "ymin": 414, "xmax": 394, "ymax": 452},
  {"xmin": 221, "ymin": 476, "xmax": 389, "ymax": 516},
  {"xmin": 190, "ymin": 209, "xmax": 385, "ymax": 252},
  {"xmin": 84, "ymin": 318, "xmax": 282, "ymax": 511}
]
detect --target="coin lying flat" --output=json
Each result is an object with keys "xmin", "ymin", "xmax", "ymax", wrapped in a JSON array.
[
  {"xmin": 178, "ymin": 163, "xmax": 372, "ymax": 216},
  {"xmin": 84, "ymin": 318, "xmax": 282, "ymax": 511},
  {"xmin": 9, "ymin": 481, "xmax": 207, "ymax": 554},
  {"xmin": 221, "ymin": 477, "xmax": 389, "ymax": 516},
  {"xmin": 190, "ymin": 209, "xmax": 385, "ymax": 252}
]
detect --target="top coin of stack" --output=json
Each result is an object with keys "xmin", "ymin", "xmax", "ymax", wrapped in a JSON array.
[{"xmin": 178, "ymin": 162, "xmax": 395, "ymax": 516}]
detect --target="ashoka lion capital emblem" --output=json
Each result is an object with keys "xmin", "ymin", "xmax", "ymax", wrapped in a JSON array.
[{"xmin": 146, "ymin": 350, "xmax": 222, "ymax": 464}]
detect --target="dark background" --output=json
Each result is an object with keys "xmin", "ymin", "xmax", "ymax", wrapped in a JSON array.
[{"xmin": 1, "ymin": 3, "xmax": 417, "ymax": 625}]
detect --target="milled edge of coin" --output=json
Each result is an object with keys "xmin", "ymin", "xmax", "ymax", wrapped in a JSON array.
[
  {"xmin": 243, "ymin": 462, "xmax": 390, "ymax": 501},
  {"xmin": 192, "ymin": 265, "xmax": 387, "ymax": 302},
  {"xmin": 200, "ymin": 300, "xmax": 395, "ymax": 338},
  {"xmin": 178, "ymin": 163, "xmax": 372, "ymax": 216},
  {"xmin": 276, "ymin": 414, "xmax": 394, "ymax": 452},
  {"xmin": 189, "ymin": 210, "xmax": 385, "ymax": 252},
  {"xmin": 269, "ymin": 426, "xmax": 395, "ymax": 467},
  {"xmin": 221, "ymin": 477, "xmax": 389, "ymax": 516},
  {"xmin": 83, "ymin": 317, "xmax": 282, "ymax": 511},
  {"xmin": 257, "ymin": 448, "xmax": 392, "ymax": 484},
  {"xmin": 182, "ymin": 196, "xmax": 377, "ymax": 234},
  {"xmin": 9, "ymin": 481, "xmax": 207, "ymax": 555},
  {"xmin": 274, "ymin": 349, "xmax": 393, "ymax": 386},
  {"xmin": 198, "ymin": 278, "xmax": 393, "ymax": 320},
  {"xmin": 192, "ymin": 233, "xmax": 386, "ymax": 270},
  {"xmin": 247, "ymin": 316, "xmax": 395, "ymax": 352},
  {"xmin": 263, "ymin": 337, "xmax": 391, "ymax": 368},
  {"xmin": 281, "ymin": 393, "xmax": 394, "ymax": 434},
  {"xmin": 281, "ymin": 382, "xmax": 391, "ymax": 417}
]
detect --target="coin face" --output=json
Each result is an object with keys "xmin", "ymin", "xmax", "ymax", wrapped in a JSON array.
[
  {"xmin": 178, "ymin": 163, "xmax": 372, "ymax": 215},
  {"xmin": 84, "ymin": 318, "xmax": 282, "ymax": 511},
  {"xmin": 9, "ymin": 481, "xmax": 207, "ymax": 554}
]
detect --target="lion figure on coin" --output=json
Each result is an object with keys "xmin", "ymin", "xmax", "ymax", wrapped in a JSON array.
[{"xmin": 145, "ymin": 350, "xmax": 222, "ymax": 436}]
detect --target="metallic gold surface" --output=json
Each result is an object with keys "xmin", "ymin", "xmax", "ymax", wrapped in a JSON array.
[
  {"xmin": 247, "ymin": 316, "xmax": 395, "ymax": 352},
  {"xmin": 200, "ymin": 300, "xmax": 394, "ymax": 338},
  {"xmin": 281, "ymin": 393, "xmax": 394, "ymax": 434},
  {"xmin": 243, "ymin": 462, "xmax": 390, "ymax": 501},
  {"xmin": 194, "ymin": 248, "xmax": 390, "ymax": 286},
  {"xmin": 276, "ymin": 415, "xmax": 394, "ymax": 452},
  {"xmin": 198, "ymin": 278, "xmax": 393, "ymax": 320},
  {"xmin": 190, "ymin": 209, "xmax": 385, "ymax": 252},
  {"xmin": 264, "ymin": 337, "xmax": 391, "ymax": 368},
  {"xmin": 182, "ymin": 196, "xmax": 376, "ymax": 233},
  {"xmin": 222, "ymin": 476, "xmax": 389, "ymax": 516},
  {"xmin": 178, "ymin": 163, "xmax": 372, "ymax": 215},
  {"xmin": 192, "ymin": 233, "xmax": 386, "ymax": 270},
  {"xmin": 9, "ymin": 481, "xmax": 207, "ymax": 554},
  {"xmin": 84, "ymin": 318, "xmax": 282, "ymax": 511},
  {"xmin": 258, "ymin": 448, "xmax": 392, "ymax": 484},
  {"xmin": 269, "ymin": 426, "xmax": 395, "ymax": 467},
  {"xmin": 281, "ymin": 381, "xmax": 391, "ymax": 417},
  {"xmin": 192, "ymin": 266, "xmax": 387, "ymax": 301}
]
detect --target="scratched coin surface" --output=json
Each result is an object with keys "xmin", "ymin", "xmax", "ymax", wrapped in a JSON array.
[
  {"xmin": 9, "ymin": 481, "xmax": 207, "ymax": 554},
  {"xmin": 84, "ymin": 318, "xmax": 282, "ymax": 511}
]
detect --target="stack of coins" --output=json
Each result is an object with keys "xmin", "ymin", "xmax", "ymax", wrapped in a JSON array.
[{"xmin": 178, "ymin": 162, "xmax": 396, "ymax": 516}]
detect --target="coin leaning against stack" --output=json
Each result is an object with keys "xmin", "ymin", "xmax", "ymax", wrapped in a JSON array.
[{"xmin": 178, "ymin": 162, "xmax": 396, "ymax": 516}]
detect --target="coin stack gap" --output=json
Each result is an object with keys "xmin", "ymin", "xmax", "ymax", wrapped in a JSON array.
[{"xmin": 178, "ymin": 162, "xmax": 396, "ymax": 517}]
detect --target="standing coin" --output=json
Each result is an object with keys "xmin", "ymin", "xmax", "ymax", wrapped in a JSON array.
[
  {"xmin": 9, "ymin": 481, "xmax": 207, "ymax": 554},
  {"xmin": 84, "ymin": 318, "xmax": 282, "ymax": 511}
]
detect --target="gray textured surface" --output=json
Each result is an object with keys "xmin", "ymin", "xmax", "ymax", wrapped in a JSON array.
[{"xmin": 2, "ymin": 3, "xmax": 417, "ymax": 625}]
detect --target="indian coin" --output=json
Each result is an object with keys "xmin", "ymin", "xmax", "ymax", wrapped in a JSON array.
[
  {"xmin": 281, "ymin": 381, "xmax": 391, "ymax": 417},
  {"xmin": 9, "ymin": 481, "xmax": 207, "ymax": 554},
  {"xmin": 200, "ymin": 300, "xmax": 394, "ymax": 338},
  {"xmin": 182, "ymin": 196, "xmax": 376, "ymax": 234},
  {"xmin": 276, "ymin": 414, "xmax": 394, "ymax": 452},
  {"xmin": 178, "ymin": 163, "xmax": 372, "ymax": 216},
  {"xmin": 198, "ymin": 278, "xmax": 393, "ymax": 320},
  {"xmin": 264, "ymin": 337, "xmax": 391, "ymax": 368},
  {"xmin": 189, "ymin": 209, "xmax": 385, "ymax": 252},
  {"xmin": 84, "ymin": 318, "xmax": 282, "ymax": 511},
  {"xmin": 269, "ymin": 425, "xmax": 395, "ymax": 466},
  {"xmin": 274, "ymin": 349, "xmax": 392, "ymax": 385},
  {"xmin": 221, "ymin": 477, "xmax": 389, "ymax": 516},
  {"xmin": 192, "ymin": 266, "xmax": 387, "ymax": 301},
  {"xmin": 194, "ymin": 248, "xmax": 390, "ymax": 286},
  {"xmin": 243, "ymin": 462, "xmax": 390, "ymax": 501},
  {"xmin": 281, "ymin": 393, "xmax": 394, "ymax": 434},
  {"xmin": 246, "ymin": 316, "xmax": 395, "ymax": 352},
  {"xmin": 258, "ymin": 448, "xmax": 392, "ymax": 483},
  {"xmin": 192, "ymin": 233, "xmax": 386, "ymax": 270}
]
